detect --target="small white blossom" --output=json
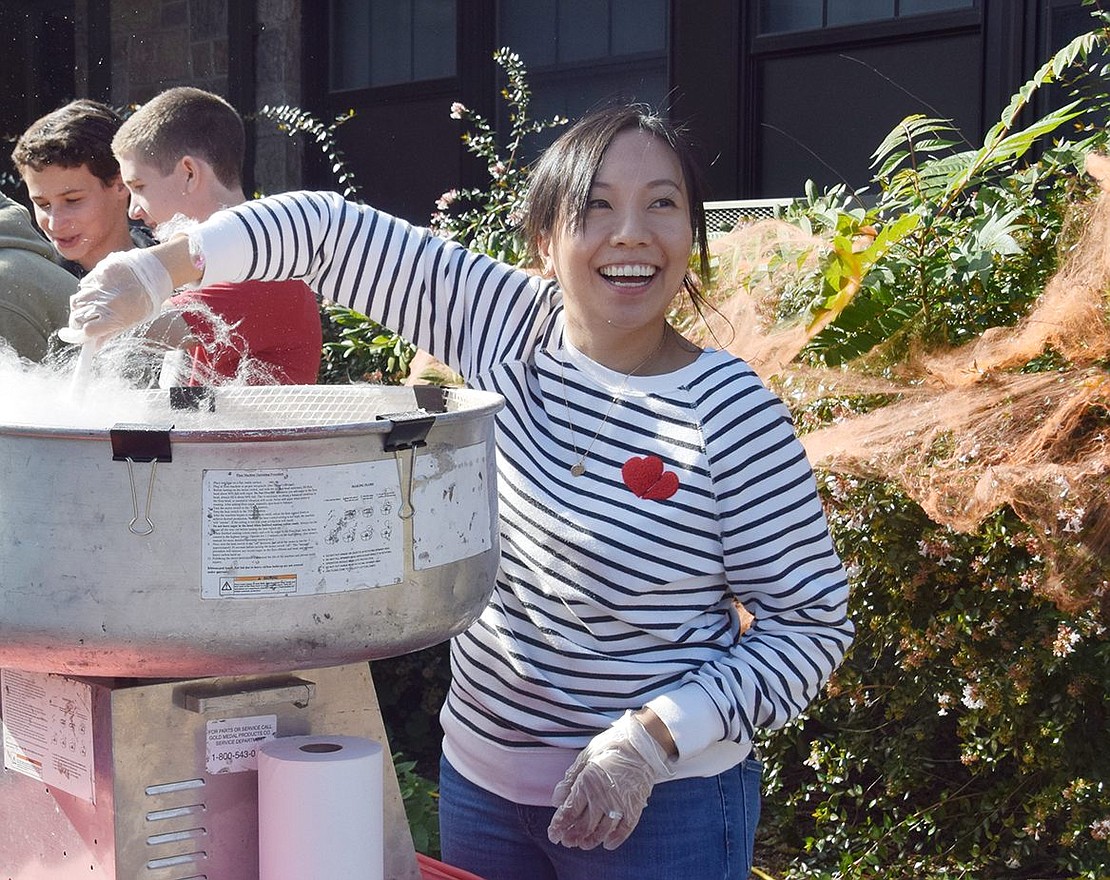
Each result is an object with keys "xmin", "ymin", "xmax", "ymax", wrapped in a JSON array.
[
  {"xmin": 961, "ymin": 684, "xmax": 985, "ymax": 710},
  {"xmin": 449, "ymin": 102, "xmax": 468, "ymax": 120},
  {"xmin": 1057, "ymin": 505, "xmax": 1086, "ymax": 534},
  {"xmin": 435, "ymin": 189, "xmax": 459, "ymax": 211},
  {"xmin": 957, "ymin": 442, "xmax": 981, "ymax": 464},
  {"xmin": 1052, "ymin": 624, "xmax": 1081, "ymax": 658}
]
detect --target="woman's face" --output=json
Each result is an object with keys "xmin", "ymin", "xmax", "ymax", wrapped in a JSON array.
[
  {"xmin": 23, "ymin": 163, "xmax": 132, "ymax": 270},
  {"xmin": 539, "ymin": 128, "xmax": 694, "ymax": 345}
]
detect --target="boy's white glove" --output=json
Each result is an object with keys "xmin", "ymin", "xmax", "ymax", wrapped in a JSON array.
[
  {"xmin": 61, "ymin": 249, "xmax": 175, "ymax": 346},
  {"xmin": 548, "ymin": 710, "xmax": 675, "ymax": 851}
]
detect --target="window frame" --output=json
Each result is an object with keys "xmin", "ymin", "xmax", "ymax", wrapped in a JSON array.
[
  {"xmin": 325, "ymin": 0, "xmax": 460, "ymax": 100},
  {"xmin": 752, "ymin": 3, "xmax": 981, "ymax": 54}
]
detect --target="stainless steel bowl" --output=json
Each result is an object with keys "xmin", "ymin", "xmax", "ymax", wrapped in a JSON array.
[{"xmin": 0, "ymin": 385, "xmax": 502, "ymax": 677}]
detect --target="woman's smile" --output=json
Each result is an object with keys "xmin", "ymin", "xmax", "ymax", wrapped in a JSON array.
[{"xmin": 598, "ymin": 262, "xmax": 659, "ymax": 288}]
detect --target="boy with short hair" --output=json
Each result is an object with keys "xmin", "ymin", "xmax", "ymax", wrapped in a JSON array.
[
  {"xmin": 11, "ymin": 99, "xmax": 146, "ymax": 277},
  {"xmin": 113, "ymin": 86, "xmax": 322, "ymax": 385}
]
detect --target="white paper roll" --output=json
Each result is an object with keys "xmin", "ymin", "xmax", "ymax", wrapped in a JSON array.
[{"xmin": 258, "ymin": 734, "xmax": 384, "ymax": 880}]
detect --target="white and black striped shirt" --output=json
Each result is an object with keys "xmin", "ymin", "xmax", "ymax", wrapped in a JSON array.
[{"xmin": 196, "ymin": 191, "xmax": 853, "ymax": 805}]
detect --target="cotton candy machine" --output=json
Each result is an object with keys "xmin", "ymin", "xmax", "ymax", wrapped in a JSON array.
[
  {"xmin": 0, "ymin": 380, "xmax": 503, "ymax": 879},
  {"xmin": 0, "ymin": 383, "xmax": 503, "ymax": 677}
]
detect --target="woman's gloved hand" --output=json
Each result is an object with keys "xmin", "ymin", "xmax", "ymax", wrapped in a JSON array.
[
  {"xmin": 61, "ymin": 249, "xmax": 176, "ymax": 346},
  {"xmin": 548, "ymin": 710, "xmax": 675, "ymax": 851}
]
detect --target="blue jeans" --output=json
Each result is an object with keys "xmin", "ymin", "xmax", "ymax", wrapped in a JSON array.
[{"xmin": 438, "ymin": 754, "xmax": 762, "ymax": 880}]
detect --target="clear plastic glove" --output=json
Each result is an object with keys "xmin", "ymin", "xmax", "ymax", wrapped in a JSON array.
[
  {"xmin": 548, "ymin": 710, "xmax": 675, "ymax": 851},
  {"xmin": 61, "ymin": 248, "xmax": 175, "ymax": 346}
]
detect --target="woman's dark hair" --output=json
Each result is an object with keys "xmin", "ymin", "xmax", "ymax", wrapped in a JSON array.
[
  {"xmin": 522, "ymin": 103, "xmax": 711, "ymax": 303},
  {"xmin": 11, "ymin": 99, "xmax": 124, "ymax": 185}
]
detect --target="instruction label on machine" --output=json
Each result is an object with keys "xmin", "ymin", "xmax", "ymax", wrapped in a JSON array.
[
  {"xmin": 1, "ymin": 669, "xmax": 95, "ymax": 804},
  {"xmin": 201, "ymin": 459, "xmax": 405, "ymax": 598},
  {"xmin": 200, "ymin": 443, "xmax": 492, "ymax": 599}
]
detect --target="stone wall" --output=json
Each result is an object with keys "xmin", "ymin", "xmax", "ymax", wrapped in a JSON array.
[
  {"xmin": 252, "ymin": 0, "xmax": 304, "ymax": 195},
  {"xmin": 107, "ymin": 0, "xmax": 226, "ymax": 102},
  {"xmin": 86, "ymin": 0, "xmax": 304, "ymax": 192}
]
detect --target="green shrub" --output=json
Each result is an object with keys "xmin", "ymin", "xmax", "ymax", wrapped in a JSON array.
[
  {"xmin": 751, "ymin": 16, "xmax": 1110, "ymax": 877},
  {"xmin": 256, "ymin": 104, "xmax": 414, "ymax": 387},
  {"xmin": 373, "ymin": 643, "xmax": 451, "ymax": 780},
  {"xmin": 758, "ymin": 478, "xmax": 1109, "ymax": 879},
  {"xmin": 395, "ymin": 752, "xmax": 442, "ymax": 858},
  {"xmin": 774, "ymin": 24, "xmax": 1110, "ymax": 366},
  {"xmin": 428, "ymin": 47, "xmax": 565, "ymax": 263},
  {"xmin": 317, "ymin": 301, "xmax": 415, "ymax": 385}
]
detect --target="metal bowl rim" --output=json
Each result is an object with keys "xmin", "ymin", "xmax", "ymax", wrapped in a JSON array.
[{"xmin": 0, "ymin": 386, "xmax": 504, "ymax": 443}]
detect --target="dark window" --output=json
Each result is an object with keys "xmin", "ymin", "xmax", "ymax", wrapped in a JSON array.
[
  {"xmin": 759, "ymin": 0, "xmax": 975, "ymax": 34},
  {"xmin": 329, "ymin": 0, "xmax": 456, "ymax": 91},
  {"xmin": 497, "ymin": 0, "xmax": 668, "ymax": 123},
  {"xmin": 827, "ymin": 0, "xmax": 895, "ymax": 27}
]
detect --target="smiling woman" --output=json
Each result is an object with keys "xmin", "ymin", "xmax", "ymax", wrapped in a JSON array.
[{"xmin": 66, "ymin": 103, "xmax": 853, "ymax": 880}]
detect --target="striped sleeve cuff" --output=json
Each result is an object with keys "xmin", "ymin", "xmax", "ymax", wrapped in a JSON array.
[{"xmin": 645, "ymin": 682, "xmax": 727, "ymax": 761}]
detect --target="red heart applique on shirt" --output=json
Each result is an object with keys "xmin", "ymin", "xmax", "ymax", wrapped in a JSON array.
[{"xmin": 621, "ymin": 455, "xmax": 679, "ymax": 500}]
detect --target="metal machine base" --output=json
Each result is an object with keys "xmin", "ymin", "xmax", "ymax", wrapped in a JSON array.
[{"xmin": 0, "ymin": 663, "xmax": 420, "ymax": 880}]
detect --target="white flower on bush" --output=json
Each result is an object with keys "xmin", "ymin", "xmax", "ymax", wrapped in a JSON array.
[
  {"xmin": 430, "ymin": 213, "xmax": 457, "ymax": 239},
  {"xmin": 1057, "ymin": 505, "xmax": 1086, "ymax": 533},
  {"xmin": 1019, "ymin": 570, "xmax": 1042, "ymax": 592},
  {"xmin": 449, "ymin": 102, "xmax": 468, "ymax": 120},
  {"xmin": 436, "ymin": 189, "xmax": 459, "ymax": 211},
  {"xmin": 917, "ymin": 538, "xmax": 957, "ymax": 563},
  {"xmin": 937, "ymin": 692, "xmax": 953, "ymax": 716},
  {"xmin": 1053, "ymin": 624, "xmax": 1081, "ymax": 657},
  {"xmin": 961, "ymin": 684, "xmax": 985, "ymax": 710},
  {"xmin": 957, "ymin": 442, "xmax": 981, "ymax": 463}
]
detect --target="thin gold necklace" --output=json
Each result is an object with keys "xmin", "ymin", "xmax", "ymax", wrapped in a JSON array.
[{"xmin": 559, "ymin": 324, "xmax": 671, "ymax": 477}]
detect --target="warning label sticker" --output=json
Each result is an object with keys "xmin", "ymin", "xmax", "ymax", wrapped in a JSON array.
[
  {"xmin": 218, "ymin": 574, "xmax": 298, "ymax": 596},
  {"xmin": 201, "ymin": 460, "xmax": 404, "ymax": 598},
  {"xmin": 1, "ymin": 669, "xmax": 95, "ymax": 804},
  {"xmin": 199, "ymin": 442, "xmax": 492, "ymax": 599}
]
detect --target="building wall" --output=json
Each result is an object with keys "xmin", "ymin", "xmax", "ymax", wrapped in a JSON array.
[
  {"xmin": 101, "ymin": 0, "xmax": 304, "ymax": 194},
  {"xmin": 253, "ymin": 0, "xmax": 305, "ymax": 195},
  {"xmin": 107, "ymin": 0, "xmax": 226, "ymax": 101},
  {"xmin": 6, "ymin": 1, "xmax": 1098, "ymax": 213}
]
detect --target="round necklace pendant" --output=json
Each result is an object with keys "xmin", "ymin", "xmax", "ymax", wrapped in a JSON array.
[{"xmin": 570, "ymin": 462, "xmax": 587, "ymax": 477}]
